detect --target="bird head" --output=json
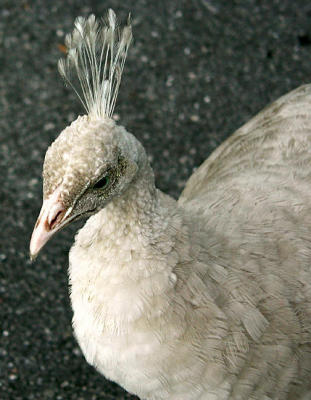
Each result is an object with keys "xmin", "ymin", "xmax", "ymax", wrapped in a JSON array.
[
  {"xmin": 30, "ymin": 10, "xmax": 137, "ymax": 259},
  {"xmin": 30, "ymin": 115, "xmax": 141, "ymax": 259}
]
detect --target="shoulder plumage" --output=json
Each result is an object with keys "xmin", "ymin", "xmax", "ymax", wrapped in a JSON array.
[{"xmin": 58, "ymin": 9, "xmax": 132, "ymax": 120}]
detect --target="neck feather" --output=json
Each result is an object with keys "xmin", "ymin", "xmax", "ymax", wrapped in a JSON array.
[
  {"xmin": 73, "ymin": 160, "xmax": 177, "ymax": 262},
  {"xmin": 69, "ymin": 161, "xmax": 186, "ymax": 330}
]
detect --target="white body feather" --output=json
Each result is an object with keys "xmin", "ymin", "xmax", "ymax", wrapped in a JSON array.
[
  {"xmin": 68, "ymin": 86, "xmax": 311, "ymax": 399},
  {"xmin": 69, "ymin": 177, "xmax": 232, "ymax": 400}
]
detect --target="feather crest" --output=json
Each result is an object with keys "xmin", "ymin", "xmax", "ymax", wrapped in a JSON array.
[{"xmin": 58, "ymin": 9, "xmax": 132, "ymax": 119}]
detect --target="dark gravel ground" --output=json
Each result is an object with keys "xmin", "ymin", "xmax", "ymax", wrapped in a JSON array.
[{"xmin": 1, "ymin": 0, "xmax": 311, "ymax": 399}]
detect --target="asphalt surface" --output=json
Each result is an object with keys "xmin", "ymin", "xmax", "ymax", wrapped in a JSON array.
[{"xmin": 1, "ymin": 0, "xmax": 311, "ymax": 399}]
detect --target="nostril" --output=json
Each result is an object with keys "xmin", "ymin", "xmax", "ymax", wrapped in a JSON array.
[{"xmin": 49, "ymin": 209, "xmax": 65, "ymax": 230}]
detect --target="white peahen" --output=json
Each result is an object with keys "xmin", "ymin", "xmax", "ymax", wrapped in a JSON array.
[{"xmin": 30, "ymin": 10, "xmax": 311, "ymax": 400}]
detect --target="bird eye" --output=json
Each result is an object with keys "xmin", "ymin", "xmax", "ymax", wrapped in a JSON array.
[{"xmin": 93, "ymin": 175, "xmax": 110, "ymax": 189}]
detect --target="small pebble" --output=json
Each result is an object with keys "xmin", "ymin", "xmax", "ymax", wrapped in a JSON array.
[
  {"xmin": 190, "ymin": 115, "xmax": 200, "ymax": 122},
  {"xmin": 44, "ymin": 122, "xmax": 55, "ymax": 131}
]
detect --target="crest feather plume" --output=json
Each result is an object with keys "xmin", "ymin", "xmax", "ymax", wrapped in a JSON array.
[{"xmin": 58, "ymin": 9, "xmax": 132, "ymax": 119}]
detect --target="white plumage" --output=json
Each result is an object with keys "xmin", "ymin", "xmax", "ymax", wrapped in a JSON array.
[{"xmin": 30, "ymin": 10, "xmax": 311, "ymax": 400}]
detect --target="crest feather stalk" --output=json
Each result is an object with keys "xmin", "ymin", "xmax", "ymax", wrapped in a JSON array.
[{"xmin": 58, "ymin": 9, "xmax": 132, "ymax": 119}]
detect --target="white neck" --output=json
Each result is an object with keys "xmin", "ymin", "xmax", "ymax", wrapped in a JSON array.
[
  {"xmin": 69, "ymin": 163, "xmax": 184, "ymax": 333},
  {"xmin": 67, "ymin": 164, "xmax": 227, "ymax": 400}
]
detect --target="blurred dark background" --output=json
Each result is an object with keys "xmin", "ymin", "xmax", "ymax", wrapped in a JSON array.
[{"xmin": 1, "ymin": 0, "xmax": 311, "ymax": 399}]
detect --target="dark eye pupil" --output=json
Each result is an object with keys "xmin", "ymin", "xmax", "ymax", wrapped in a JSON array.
[{"xmin": 94, "ymin": 176, "xmax": 109, "ymax": 189}]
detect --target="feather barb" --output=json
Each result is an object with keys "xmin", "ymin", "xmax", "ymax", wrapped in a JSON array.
[{"xmin": 58, "ymin": 9, "xmax": 132, "ymax": 119}]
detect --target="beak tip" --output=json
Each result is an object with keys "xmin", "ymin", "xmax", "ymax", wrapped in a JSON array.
[
  {"xmin": 29, "ymin": 250, "xmax": 38, "ymax": 262},
  {"xmin": 29, "ymin": 225, "xmax": 47, "ymax": 261},
  {"xmin": 29, "ymin": 236, "xmax": 40, "ymax": 262}
]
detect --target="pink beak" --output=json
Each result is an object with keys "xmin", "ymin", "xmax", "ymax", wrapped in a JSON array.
[{"xmin": 30, "ymin": 187, "xmax": 67, "ymax": 260}]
